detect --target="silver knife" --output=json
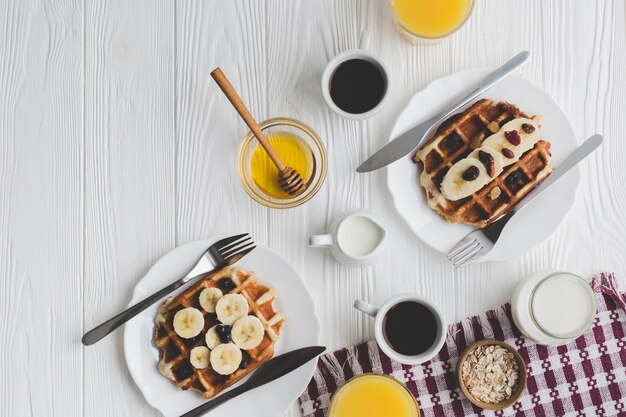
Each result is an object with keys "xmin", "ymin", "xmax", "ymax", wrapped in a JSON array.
[
  {"xmin": 356, "ymin": 51, "xmax": 530, "ymax": 173},
  {"xmin": 179, "ymin": 346, "xmax": 326, "ymax": 417}
]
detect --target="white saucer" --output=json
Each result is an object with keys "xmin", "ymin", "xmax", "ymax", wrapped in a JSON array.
[
  {"xmin": 123, "ymin": 239, "xmax": 320, "ymax": 417},
  {"xmin": 386, "ymin": 68, "xmax": 580, "ymax": 262}
]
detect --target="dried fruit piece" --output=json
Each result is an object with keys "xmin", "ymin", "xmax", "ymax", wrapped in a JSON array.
[
  {"xmin": 462, "ymin": 166, "xmax": 480, "ymax": 181},
  {"xmin": 478, "ymin": 150, "xmax": 495, "ymax": 177},
  {"xmin": 521, "ymin": 123, "xmax": 535, "ymax": 134},
  {"xmin": 486, "ymin": 162, "xmax": 495, "ymax": 177},
  {"xmin": 470, "ymin": 132, "xmax": 485, "ymax": 149},
  {"xmin": 502, "ymin": 148, "xmax": 515, "ymax": 159},
  {"xmin": 487, "ymin": 121, "xmax": 500, "ymax": 133},
  {"xmin": 504, "ymin": 130, "xmax": 521, "ymax": 146},
  {"xmin": 489, "ymin": 186, "xmax": 502, "ymax": 200}
]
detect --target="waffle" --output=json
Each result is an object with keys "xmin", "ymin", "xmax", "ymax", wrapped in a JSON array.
[
  {"xmin": 413, "ymin": 99, "xmax": 553, "ymax": 228},
  {"xmin": 154, "ymin": 266, "xmax": 285, "ymax": 399}
]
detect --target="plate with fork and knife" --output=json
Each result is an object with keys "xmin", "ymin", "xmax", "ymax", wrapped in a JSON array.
[
  {"xmin": 358, "ymin": 52, "xmax": 602, "ymax": 265},
  {"xmin": 83, "ymin": 234, "xmax": 321, "ymax": 417}
]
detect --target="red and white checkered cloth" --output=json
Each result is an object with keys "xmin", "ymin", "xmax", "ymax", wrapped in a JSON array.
[{"xmin": 299, "ymin": 273, "xmax": 626, "ymax": 417}]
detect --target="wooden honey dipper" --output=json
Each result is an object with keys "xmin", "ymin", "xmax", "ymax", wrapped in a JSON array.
[{"xmin": 211, "ymin": 67, "xmax": 305, "ymax": 197}]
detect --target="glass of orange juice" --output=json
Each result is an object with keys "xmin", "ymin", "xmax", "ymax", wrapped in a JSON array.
[
  {"xmin": 389, "ymin": 0, "xmax": 474, "ymax": 44},
  {"xmin": 328, "ymin": 374, "xmax": 419, "ymax": 417}
]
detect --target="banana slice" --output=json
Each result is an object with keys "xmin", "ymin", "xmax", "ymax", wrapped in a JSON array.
[
  {"xmin": 215, "ymin": 294, "xmax": 249, "ymax": 325},
  {"xmin": 482, "ymin": 117, "xmax": 541, "ymax": 165},
  {"xmin": 205, "ymin": 325, "xmax": 221, "ymax": 349},
  {"xmin": 441, "ymin": 117, "xmax": 541, "ymax": 201},
  {"xmin": 199, "ymin": 287, "xmax": 223, "ymax": 313},
  {"xmin": 189, "ymin": 346, "xmax": 210, "ymax": 369},
  {"xmin": 173, "ymin": 307, "xmax": 205, "ymax": 339},
  {"xmin": 209, "ymin": 343, "xmax": 242, "ymax": 375},
  {"xmin": 440, "ymin": 158, "xmax": 491, "ymax": 201},
  {"xmin": 231, "ymin": 315, "xmax": 265, "ymax": 350}
]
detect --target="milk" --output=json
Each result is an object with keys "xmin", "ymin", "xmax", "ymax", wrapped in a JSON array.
[
  {"xmin": 337, "ymin": 215, "xmax": 385, "ymax": 257},
  {"xmin": 511, "ymin": 271, "xmax": 596, "ymax": 346},
  {"xmin": 531, "ymin": 274, "xmax": 595, "ymax": 337}
]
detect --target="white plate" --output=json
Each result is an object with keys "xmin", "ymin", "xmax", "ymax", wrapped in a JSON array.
[
  {"xmin": 124, "ymin": 239, "xmax": 320, "ymax": 417},
  {"xmin": 387, "ymin": 68, "xmax": 580, "ymax": 262}
]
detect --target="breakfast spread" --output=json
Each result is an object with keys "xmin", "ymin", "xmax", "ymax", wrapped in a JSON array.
[
  {"xmin": 413, "ymin": 99, "xmax": 554, "ymax": 227},
  {"xmin": 20, "ymin": 0, "xmax": 615, "ymax": 415},
  {"xmin": 154, "ymin": 266, "xmax": 284, "ymax": 398}
]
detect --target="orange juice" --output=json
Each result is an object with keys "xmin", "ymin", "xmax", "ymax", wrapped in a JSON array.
[
  {"xmin": 249, "ymin": 131, "xmax": 314, "ymax": 199},
  {"xmin": 391, "ymin": 0, "xmax": 473, "ymax": 39},
  {"xmin": 329, "ymin": 374, "xmax": 419, "ymax": 417}
]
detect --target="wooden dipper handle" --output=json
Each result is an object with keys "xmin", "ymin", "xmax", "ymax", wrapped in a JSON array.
[{"xmin": 211, "ymin": 67, "xmax": 286, "ymax": 171}]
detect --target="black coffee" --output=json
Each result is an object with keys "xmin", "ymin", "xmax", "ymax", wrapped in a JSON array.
[
  {"xmin": 383, "ymin": 301, "xmax": 438, "ymax": 356},
  {"xmin": 329, "ymin": 59, "xmax": 386, "ymax": 114}
]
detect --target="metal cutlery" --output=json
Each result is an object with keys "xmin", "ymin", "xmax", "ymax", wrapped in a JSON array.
[
  {"xmin": 356, "ymin": 51, "xmax": 530, "ymax": 173},
  {"xmin": 179, "ymin": 346, "xmax": 326, "ymax": 417},
  {"xmin": 448, "ymin": 134, "xmax": 603, "ymax": 267},
  {"xmin": 82, "ymin": 233, "xmax": 256, "ymax": 345}
]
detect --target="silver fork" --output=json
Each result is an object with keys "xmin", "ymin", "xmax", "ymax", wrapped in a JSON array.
[
  {"xmin": 82, "ymin": 233, "xmax": 255, "ymax": 345},
  {"xmin": 448, "ymin": 134, "xmax": 603, "ymax": 267}
]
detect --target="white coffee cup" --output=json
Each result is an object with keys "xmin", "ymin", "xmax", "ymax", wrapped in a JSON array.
[
  {"xmin": 320, "ymin": 30, "xmax": 391, "ymax": 119},
  {"xmin": 354, "ymin": 293, "xmax": 447, "ymax": 365},
  {"xmin": 308, "ymin": 211, "xmax": 386, "ymax": 266}
]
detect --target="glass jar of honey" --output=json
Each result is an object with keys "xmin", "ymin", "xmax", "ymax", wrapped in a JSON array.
[{"xmin": 238, "ymin": 117, "xmax": 327, "ymax": 209}]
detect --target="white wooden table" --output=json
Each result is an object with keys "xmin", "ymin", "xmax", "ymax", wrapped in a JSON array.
[{"xmin": 2, "ymin": 1, "xmax": 625, "ymax": 416}]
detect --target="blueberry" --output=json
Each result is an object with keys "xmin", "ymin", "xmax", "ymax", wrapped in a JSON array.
[
  {"xmin": 216, "ymin": 324, "xmax": 232, "ymax": 343},
  {"xmin": 445, "ymin": 132, "xmax": 463, "ymax": 149},
  {"xmin": 239, "ymin": 351, "xmax": 251, "ymax": 369},
  {"xmin": 218, "ymin": 278, "xmax": 236, "ymax": 292},
  {"xmin": 508, "ymin": 171, "xmax": 523, "ymax": 184}
]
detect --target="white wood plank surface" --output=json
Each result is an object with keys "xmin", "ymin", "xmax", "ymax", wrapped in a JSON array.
[
  {"xmin": 1, "ymin": 1, "xmax": 625, "ymax": 417},
  {"xmin": 0, "ymin": 0, "xmax": 83, "ymax": 416},
  {"xmin": 83, "ymin": 0, "xmax": 174, "ymax": 416}
]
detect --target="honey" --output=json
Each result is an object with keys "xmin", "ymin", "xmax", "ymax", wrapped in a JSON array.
[
  {"xmin": 391, "ymin": 0, "xmax": 472, "ymax": 39},
  {"xmin": 249, "ymin": 131, "xmax": 315, "ymax": 199},
  {"xmin": 329, "ymin": 374, "xmax": 419, "ymax": 417}
]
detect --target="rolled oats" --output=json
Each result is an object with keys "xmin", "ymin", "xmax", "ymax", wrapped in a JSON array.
[{"xmin": 460, "ymin": 344, "xmax": 520, "ymax": 404}]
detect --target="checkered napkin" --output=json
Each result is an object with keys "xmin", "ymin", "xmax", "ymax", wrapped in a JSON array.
[{"xmin": 299, "ymin": 273, "xmax": 626, "ymax": 417}]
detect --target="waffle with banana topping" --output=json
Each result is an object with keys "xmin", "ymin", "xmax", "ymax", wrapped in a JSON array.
[
  {"xmin": 154, "ymin": 266, "xmax": 285, "ymax": 399},
  {"xmin": 412, "ymin": 99, "xmax": 553, "ymax": 228}
]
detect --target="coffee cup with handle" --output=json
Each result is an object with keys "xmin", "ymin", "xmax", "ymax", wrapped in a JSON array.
[
  {"xmin": 354, "ymin": 293, "xmax": 447, "ymax": 365},
  {"xmin": 321, "ymin": 30, "xmax": 391, "ymax": 119}
]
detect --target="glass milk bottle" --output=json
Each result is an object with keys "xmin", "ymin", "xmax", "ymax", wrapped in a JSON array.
[{"xmin": 510, "ymin": 271, "xmax": 596, "ymax": 346}]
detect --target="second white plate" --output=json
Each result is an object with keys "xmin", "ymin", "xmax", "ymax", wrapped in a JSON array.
[
  {"xmin": 387, "ymin": 68, "xmax": 580, "ymax": 262},
  {"xmin": 123, "ymin": 239, "xmax": 320, "ymax": 417}
]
